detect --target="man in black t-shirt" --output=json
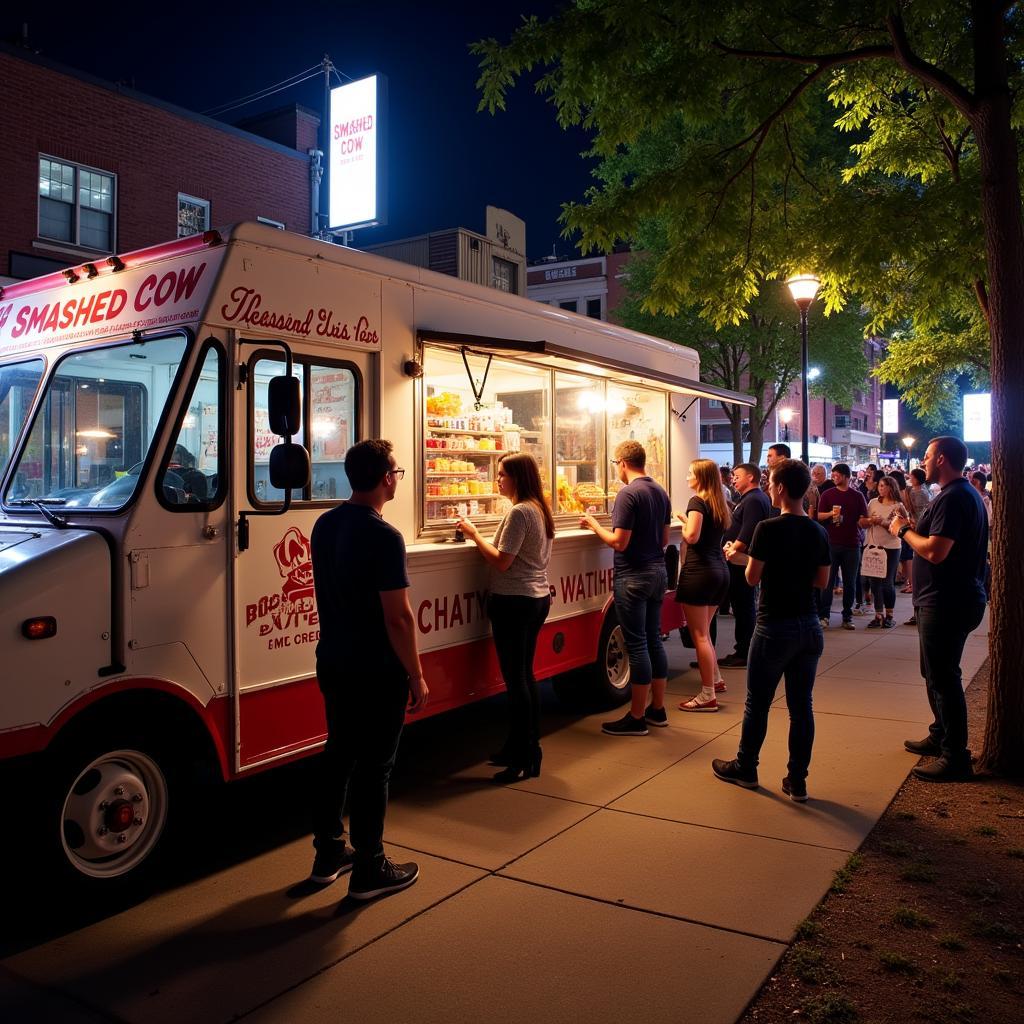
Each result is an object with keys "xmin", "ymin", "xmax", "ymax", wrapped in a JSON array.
[
  {"xmin": 711, "ymin": 460, "xmax": 831, "ymax": 802},
  {"xmin": 308, "ymin": 439, "xmax": 429, "ymax": 899},
  {"xmin": 888, "ymin": 437, "xmax": 988, "ymax": 782},
  {"xmin": 720, "ymin": 463, "xmax": 771, "ymax": 667}
]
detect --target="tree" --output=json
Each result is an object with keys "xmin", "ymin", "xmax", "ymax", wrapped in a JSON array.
[
  {"xmin": 618, "ymin": 249, "xmax": 868, "ymax": 465},
  {"xmin": 474, "ymin": 1, "xmax": 1024, "ymax": 775}
]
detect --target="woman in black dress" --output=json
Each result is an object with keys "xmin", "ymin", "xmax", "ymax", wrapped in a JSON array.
[{"xmin": 676, "ymin": 459, "xmax": 731, "ymax": 712}]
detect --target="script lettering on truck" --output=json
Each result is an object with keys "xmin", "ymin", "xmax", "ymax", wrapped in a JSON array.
[
  {"xmin": 220, "ymin": 287, "xmax": 380, "ymax": 347},
  {"xmin": 245, "ymin": 527, "xmax": 320, "ymax": 651}
]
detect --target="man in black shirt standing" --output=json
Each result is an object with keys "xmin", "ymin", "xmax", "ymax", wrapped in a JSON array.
[
  {"xmin": 720, "ymin": 463, "xmax": 771, "ymax": 668},
  {"xmin": 889, "ymin": 436, "xmax": 988, "ymax": 782},
  {"xmin": 712, "ymin": 460, "xmax": 831, "ymax": 801},
  {"xmin": 309, "ymin": 439, "xmax": 429, "ymax": 898}
]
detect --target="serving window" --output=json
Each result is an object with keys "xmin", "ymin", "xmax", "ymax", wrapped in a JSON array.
[
  {"xmin": 423, "ymin": 347, "xmax": 550, "ymax": 527},
  {"xmin": 420, "ymin": 346, "xmax": 673, "ymax": 534}
]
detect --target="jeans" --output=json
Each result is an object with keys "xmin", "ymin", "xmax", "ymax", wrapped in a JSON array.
[
  {"xmin": 728, "ymin": 562, "xmax": 756, "ymax": 659},
  {"xmin": 488, "ymin": 593, "xmax": 551, "ymax": 754},
  {"xmin": 614, "ymin": 562, "xmax": 669, "ymax": 686},
  {"xmin": 312, "ymin": 671, "xmax": 408, "ymax": 868},
  {"xmin": 868, "ymin": 548, "xmax": 900, "ymax": 612},
  {"xmin": 818, "ymin": 545, "xmax": 860, "ymax": 622},
  {"xmin": 917, "ymin": 603, "xmax": 985, "ymax": 765},
  {"xmin": 737, "ymin": 614, "xmax": 824, "ymax": 780}
]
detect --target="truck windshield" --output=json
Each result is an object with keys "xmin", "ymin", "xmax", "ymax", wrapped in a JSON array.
[
  {"xmin": 4, "ymin": 334, "xmax": 188, "ymax": 510},
  {"xmin": 1, "ymin": 359, "xmax": 44, "ymax": 489}
]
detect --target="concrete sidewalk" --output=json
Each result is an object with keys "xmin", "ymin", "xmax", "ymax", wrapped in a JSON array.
[{"xmin": 2, "ymin": 592, "xmax": 990, "ymax": 1024}]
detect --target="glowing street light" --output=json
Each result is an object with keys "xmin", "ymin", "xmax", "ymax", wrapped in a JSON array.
[
  {"xmin": 779, "ymin": 407, "xmax": 794, "ymax": 441},
  {"xmin": 902, "ymin": 435, "xmax": 916, "ymax": 467},
  {"xmin": 786, "ymin": 274, "xmax": 821, "ymax": 464}
]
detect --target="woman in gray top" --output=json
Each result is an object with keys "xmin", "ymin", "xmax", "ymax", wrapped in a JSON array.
[{"xmin": 458, "ymin": 453, "xmax": 554, "ymax": 783}]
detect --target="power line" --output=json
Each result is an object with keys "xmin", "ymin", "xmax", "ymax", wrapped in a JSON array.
[{"xmin": 201, "ymin": 64, "xmax": 323, "ymax": 117}]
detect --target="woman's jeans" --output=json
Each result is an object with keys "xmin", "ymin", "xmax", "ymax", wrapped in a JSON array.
[
  {"xmin": 868, "ymin": 548, "xmax": 900, "ymax": 611},
  {"xmin": 613, "ymin": 562, "xmax": 669, "ymax": 687},
  {"xmin": 817, "ymin": 545, "xmax": 860, "ymax": 622},
  {"xmin": 737, "ymin": 614, "xmax": 824, "ymax": 781},
  {"xmin": 488, "ymin": 593, "xmax": 551, "ymax": 754}
]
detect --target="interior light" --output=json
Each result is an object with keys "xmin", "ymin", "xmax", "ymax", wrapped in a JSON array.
[
  {"xmin": 606, "ymin": 397, "xmax": 627, "ymax": 415},
  {"xmin": 76, "ymin": 429, "xmax": 117, "ymax": 439}
]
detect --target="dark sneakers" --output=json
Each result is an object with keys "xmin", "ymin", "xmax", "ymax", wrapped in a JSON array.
[
  {"xmin": 782, "ymin": 775, "xmax": 808, "ymax": 802},
  {"xmin": 904, "ymin": 736, "xmax": 942, "ymax": 756},
  {"xmin": 349, "ymin": 857, "xmax": 420, "ymax": 900},
  {"xmin": 711, "ymin": 758, "xmax": 758, "ymax": 789},
  {"xmin": 309, "ymin": 838, "xmax": 356, "ymax": 884},
  {"xmin": 644, "ymin": 705, "xmax": 669, "ymax": 728},
  {"xmin": 912, "ymin": 758, "xmax": 973, "ymax": 783},
  {"xmin": 602, "ymin": 712, "xmax": 649, "ymax": 736},
  {"xmin": 717, "ymin": 653, "xmax": 747, "ymax": 668}
]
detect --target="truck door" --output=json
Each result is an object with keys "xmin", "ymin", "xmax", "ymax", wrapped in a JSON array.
[{"xmin": 232, "ymin": 347, "xmax": 369, "ymax": 771}]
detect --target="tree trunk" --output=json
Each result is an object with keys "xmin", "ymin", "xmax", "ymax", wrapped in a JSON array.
[
  {"xmin": 747, "ymin": 407, "xmax": 765, "ymax": 466},
  {"xmin": 731, "ymin": 415, "xmax": 744, "ymax": 467},
  {"xmin": 971, "ymin": 32, "xmax": 1024, "ymax": 775}
]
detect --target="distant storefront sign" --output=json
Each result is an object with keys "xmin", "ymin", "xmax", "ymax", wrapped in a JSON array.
[
  {"xmin": 963, "ymin": 392, "xmax": 991, "ymax": 443},
  {"xmin": 882, "ymin": 398, "xmax": 899, "ymax": 434}
]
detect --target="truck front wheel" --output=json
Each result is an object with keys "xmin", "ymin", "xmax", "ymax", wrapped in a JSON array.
[{"xmin": 52, "ymin": 741, "xmax": 172, "ymax": 882}]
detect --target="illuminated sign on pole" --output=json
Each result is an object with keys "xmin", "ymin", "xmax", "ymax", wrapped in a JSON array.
[
  {"xmin": 328, "ymin": 74, "xmax": 387, "ymax": 232},
  {"xmin": 882, "ymin": 398, "xmax": 899, "ymax": 434},
  {"xmin": 963, "ymin": 393, "xmax": 991, "ymax": 443}
]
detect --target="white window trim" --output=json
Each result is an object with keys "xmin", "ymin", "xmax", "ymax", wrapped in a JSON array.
[
  {"xmin": 257, "ymin": 216, "xmax": 285, "ymax": 229},
  {"xmin": 37, "ymin": 154, "xmax": 117, "ymax": 253},
  {"xmin": 177, "ymin": 194, "xmax": 211, "ymax": 237}
]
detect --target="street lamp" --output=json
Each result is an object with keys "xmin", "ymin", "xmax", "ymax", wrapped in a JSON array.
[
  {"xmin": 902, "ymin": 435, "xmax": 915, "ymax": 469},
  {"xmin": 779, "ymin": 407, "xmax": 794, "ymax": 441},
  {"xmin": 786, "ymin": 273, "xmax": 821, "ymax": 464}
]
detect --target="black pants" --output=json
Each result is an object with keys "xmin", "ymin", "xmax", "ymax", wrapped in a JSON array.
[
  {"xmin": 728, "ymin": 562, "xmax": 756, "ymax": 660},
  {"xmin": 488, "ymin": 593, "xmax": 550, "ymax": 755},
  {"xmin": 312, "ymin": 671, "xmax": 408, "ymax": 868},
  {"xmin": 917, "ymin": 603, "xmax": 985, "ymax": 765}
]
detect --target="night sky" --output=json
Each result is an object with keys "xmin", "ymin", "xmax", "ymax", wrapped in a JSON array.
[{"xmin": 3, "ymin": 2, "xmax": 594, "ymax": 260}]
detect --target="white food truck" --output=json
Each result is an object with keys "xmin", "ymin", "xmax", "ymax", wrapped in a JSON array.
[{"xmin": 0, "ymin": 223, "xmax": 751, "ymax": 883}]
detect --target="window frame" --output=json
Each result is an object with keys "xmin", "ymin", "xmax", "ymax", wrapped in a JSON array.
[
  {"xmin": 177, "ymin": 194, "xmax": 211, "ymax": 238},
  {"xmin": 0, "ymin": 357, "xmax": 47, "ymax": 489},
  {"xmin": 155, "ymin": 338, "xmax": 228, "ymax": 513},
  {"xmin": 244, "ymin": 346, "xmax": 362, "ymax": 509},
  {"xmin": 37, "ymin": 154, "xmax": 117, "ymax": 253},
  {"xmin": 1, "ymin": 329, "xmax": 194, "ymax": 517}
]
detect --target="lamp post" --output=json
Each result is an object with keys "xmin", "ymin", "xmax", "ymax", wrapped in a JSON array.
[
  {"xmin": 902, "ymin": 435, "xmax": 915, "ymax": 469},
  {"xmin": 786, "ymin": 274, "xmax": 821, "ymax": 464},
  {"xmin": 779, "ymin": 407, "xmax": 793, "ymax": 442}
]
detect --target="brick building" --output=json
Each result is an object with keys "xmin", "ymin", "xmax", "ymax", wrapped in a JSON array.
[{"xmin": 1, "ymin": 42, "xmax": 317, "ymax": 286}]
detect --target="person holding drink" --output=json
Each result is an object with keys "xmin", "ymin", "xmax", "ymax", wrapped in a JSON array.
[
  {"xmin": 858, "ymin": 475, "xmax": 907, "ymax": 628},
  {"xmin": 815, "ymin": 464, "xmax": 867, "ymax": 630},
  {"xmin": 458, "ymin": 453, "xmax": 554, "ymax": 782}
]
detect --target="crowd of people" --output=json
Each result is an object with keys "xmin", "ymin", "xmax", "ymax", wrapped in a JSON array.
[{"xmin": 304, "ymin": 435, "xmax": 989, "ymax": 903}]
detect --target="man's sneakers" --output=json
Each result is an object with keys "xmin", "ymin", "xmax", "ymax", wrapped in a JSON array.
[
  {"xmin": 819, "ymin": 618, "xmax": 830, "ymax": 629},
  {"xmin": 679, "ymin": 694, "xmax": 719, "ymax": 712},
  {"xmin": 904, "ymin": 736, "xmax": 942, "ymax": 756},
  {"xmin": 348, "ymin": 857, "xmax": 420, "ymax": 900},
  {"xmin": 711, "ymin": 758, "xmax": 758, "ymax": 789},
  {"xmin": 717, "ymin": 653, "xmax": 747, "ymax": 668},
  {"xmin": 912, "ymin": 758, "xmax": 973, "ymax": 783},
  {"xmin": 644, "ymin": 705, "xmax": 669, "ymax": 728},
  {"xmin": 309, "ymin": 838, "xmax": 356, "ymax": 884},
  {"xmin": 841, "ymin": 620, "xmax": 856, "ymax": 631},
  {"xmin": 782, "ymin": 775, "xmax": 809, "ymax": 802},
  {"xmin": 602, "ymin": 712, "xmax": 649, "ymax": 736}
]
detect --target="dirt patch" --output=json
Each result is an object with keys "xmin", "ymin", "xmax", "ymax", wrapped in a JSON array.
[{"xmin": 741, "ymin": 660, "xmax": 1024, "ymax": 1024}]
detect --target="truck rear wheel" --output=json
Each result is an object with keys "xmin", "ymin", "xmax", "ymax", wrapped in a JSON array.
[
  {"xmin": 554, "ymin": 608, "xmax": 631, "ymax": 707},
  {"xmin": 51, "ymin": 740, "xmax": 173, "ymax": 883}
]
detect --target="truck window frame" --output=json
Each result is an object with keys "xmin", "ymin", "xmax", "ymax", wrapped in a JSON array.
[
  {"xmin": 244, "ymin": 346, "xmax": 362, "ymax": 509},
  {"xmin": 155, "ymin": 337, "xmax": 227, "ymax": 513},
  {"xmin": 0, "ymin": 328, "xmax": 194, "ymax": 518},
  {"xmin": 0, "ymin": 355, "xmax": 47, "ymax": 493}
]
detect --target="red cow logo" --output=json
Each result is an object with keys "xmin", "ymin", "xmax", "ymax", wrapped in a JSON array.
[{"xmin": 273, "ymin": 527, "xmax": 315, "ymax": 603}]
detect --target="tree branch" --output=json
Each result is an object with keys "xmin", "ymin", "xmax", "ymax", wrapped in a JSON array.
[
  {"xmin": 885, "ymin": 13, "xmax": 978, "ymax": 118},
  {"xmin": 974, "ymin": 278, "xmax": 991, "ymax": 325}
]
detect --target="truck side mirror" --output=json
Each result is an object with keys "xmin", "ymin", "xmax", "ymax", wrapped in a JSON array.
[
  {"xmin": 269, "ymin": 442, "xmax": 310, "ymax": 491},
  {"xmin": 268, "ymin": 376, "xmax": 301, "ymax": 436}
]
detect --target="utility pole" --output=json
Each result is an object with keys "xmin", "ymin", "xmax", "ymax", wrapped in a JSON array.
[{"xmin": 320, "ymin": 53, "xmax": 333, "ymax": 241}]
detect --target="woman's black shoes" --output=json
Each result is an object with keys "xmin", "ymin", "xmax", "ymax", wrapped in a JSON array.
[{"xmin": 490, "ymin": 746, "xmax": 542, "ymax": 784}]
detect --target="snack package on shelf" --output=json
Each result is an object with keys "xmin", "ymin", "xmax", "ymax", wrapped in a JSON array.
[
  {"xmin": 425, "ymin": 392, "xmax": 463, "ymax": 417},
  {"xmin": 574, "ymin": 482, "xmax": 606, "ymax": 504},
  {"xmin": 557, "ymin": 474, "xmax": 585, "ymax": 514}
]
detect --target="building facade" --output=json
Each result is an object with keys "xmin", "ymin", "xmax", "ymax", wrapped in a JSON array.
[
  {"xmin": 526, "ymin": 250, "xmax": 632, "ymax": 320},
  {"xmin": 1, "ymin": 43, "xmax": 316, "ymax": 286}
]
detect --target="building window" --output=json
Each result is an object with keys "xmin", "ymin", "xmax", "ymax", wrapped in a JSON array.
[
  {"xmin": 177, "ymin": 194, "xmax": 211, "ymax": 237},
  {"xmin": 38, "ymin": 157, "xmax": 115, "ymax": 251},
  {"xmin": 834, "ymin": 414, "xmax": 850, "ymax": 428},
  {"xmin": 492, "ymin": 256, "xmax": 518, "ymax": 293},
  {"xmin": 257, "ymin": 216, "xmax": 285, "ymax": 229},
  {"xmin": 586, "ymin": 297, "xmax": 602, "ymax": 319},
  {"xmin": 708, "ymin": 399, "xmax": 722, "ymax": 409},
  {"xmin": 559, "ymin": 300, "xmax": 578, "ymax": 312}
]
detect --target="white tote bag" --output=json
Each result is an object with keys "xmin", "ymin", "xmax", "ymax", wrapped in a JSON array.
[{"xmin": 861, "ymin": 545, "xmax": 888, "ymax": 579}]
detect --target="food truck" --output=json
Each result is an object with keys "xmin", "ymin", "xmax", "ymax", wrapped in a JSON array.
[{"xmin": 0, "ymin": 223, "xmax": 751, "ymax": 883}]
